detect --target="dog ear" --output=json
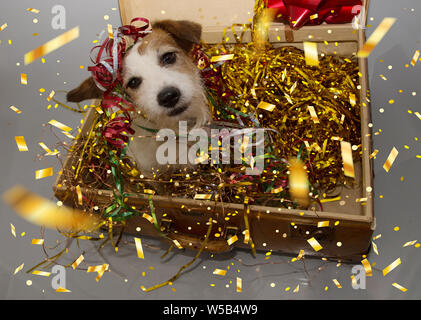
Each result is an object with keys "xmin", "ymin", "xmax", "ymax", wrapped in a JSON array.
[
  {"xmin": 152, "ymin": 20, "xmax": 202, "ymax": 52},
  {"xmin": 67, "ymin": 77, "xmax": 103, "ymax": 102}
]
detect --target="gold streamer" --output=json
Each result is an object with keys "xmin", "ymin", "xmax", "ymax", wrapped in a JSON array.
[
  {"xmin": 31, "ymin": 239, "xmax": 44, "ymax": 245},
  {"xmin": 210, "ymin": 54, "xmax": 234, "ymax": 62},
  {"xmin": 10, "ymin": 106, "xmax": 22, "ymax": 114},
  {"xmin": 411, "ymin": 50, "xmax": 420, "ymax": 67},
  {"xmin": 20, "ymin": 73, "xmax": 28, "ymax": 85}
]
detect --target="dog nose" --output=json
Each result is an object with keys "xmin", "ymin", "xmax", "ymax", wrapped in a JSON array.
[{"xmin": 157, "ymin": 87, "xmax": 180, "ymax": 108}]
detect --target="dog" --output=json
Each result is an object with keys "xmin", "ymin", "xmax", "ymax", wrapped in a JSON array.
[{"xmin": 67, "ymin": 20, "xmax": 210, "ymax": 176}]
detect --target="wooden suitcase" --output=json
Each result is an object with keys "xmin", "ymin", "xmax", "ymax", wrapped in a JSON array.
[{"xmin": 54, "ymin": 0, "xmax": 374, "ymax": 263}]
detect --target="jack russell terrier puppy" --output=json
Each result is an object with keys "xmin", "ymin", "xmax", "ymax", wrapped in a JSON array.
[{"xmin": 67, "ymin": 20, "xmax": 210, "ymax": 176}]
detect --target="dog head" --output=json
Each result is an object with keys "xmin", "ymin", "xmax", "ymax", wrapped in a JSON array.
[{"xmin": 67, "ymin": 20, "xmax": 210, "ymax": 129}]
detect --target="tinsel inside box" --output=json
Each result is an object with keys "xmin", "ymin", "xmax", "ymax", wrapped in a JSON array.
[{"xmin": 54, "ymin": 0, "xmax": 374, "ymax": 262}]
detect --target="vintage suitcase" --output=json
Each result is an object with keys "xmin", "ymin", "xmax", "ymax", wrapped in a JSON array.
[{"xmin": 54, "ymin": 0, "xmax": 374, "ymax": 262}]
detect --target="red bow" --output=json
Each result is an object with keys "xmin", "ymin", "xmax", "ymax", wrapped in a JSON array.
[{"xmin": 265, "ymin": 0, "xmax": 363, "ymax": 29}]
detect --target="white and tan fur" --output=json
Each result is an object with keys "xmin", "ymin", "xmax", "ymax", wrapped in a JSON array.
[{"xmin": 67, "ymin": 20, "xmax": 210, "ymax": 176}]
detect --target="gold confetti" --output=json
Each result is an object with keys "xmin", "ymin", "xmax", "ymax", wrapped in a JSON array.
[
  {"xmin": 357, "ymin": 18, "xmax": 396, "ymax": 58},
  {"xmin": 369, "ymin": 149, "xmax": 379, "ymax": 159},
  {"xmin": 392, "ymin": 283, "xmax": 407, "ymax": 292},
  {"xmin": 142, "ymin": 213, "xmax": 155, "ymax": 224},
  {"xmin": 307, "ymin": 105, "xmax": 320, "ymax": 124},
  {"xmin": 38, "ymin": 142, "xmax": 59, "ymax": 156},
  {"xmin": 361, "ymin": 258, "xmax": 373, "ymax": 276},
  {"xmin": 372, "ymin": 242, "xmax": 379, "ymax": 255},
  {"xmin": 20, "ymin": 73, "xmax": 28, "ymax": 85},
  {"xmin": 227, "ymin": 235, "xmax": 238, "ymax": 246},
  {"xmin": 373, "ymin": 234, "xmax": 382, "ymax": 240},
  {"xmin": 289, "ymin": 158, "xmax": 309, "ymax": 206},
  {"xmin": 411, "ymin": 50, "xmax": 420, "ymax": 67},
  {"xmin": 243, "ymin": 229, "xmax": 250, "ymax": 244},
  {"xmin": 194, "ymin": 194, "xmax": 212, "ymax": 200},
  {"xmin": 303, "ymin": 42, "xmax": 319, "ymax": 66},
  {"xmin": 213, "ymin": 269, "xmax": 227, "ymax": 276},
  {"xmin": 61, "ymin": 131, "xmax": 75, "ymax": 139},
  {"xmin": 31, "ymin": 239, "xmax": 44, "ymax": 245},
  {"xmin": 134, "ymin": 237, "xmax": 144, "ymax": 259},
  {"xmin": 210, "ymin": 54, "xmax": 234, "ymax": 62},
  {"xmin": 403, "ymin": 240, "xmax": 417, "ymax": 247},
  {"xmin": 10, "ymin": 223, "xmax": 16, "ymax": 237},
  {"xmin": 307, "ymin": 237, "xmax": 323, "ymax": 252},
  {"xmin": 47, "ymin": 90, "xmax": 55, "ymax": 101},
  {"xmin": 3, "ymin": 185, "xmax": 101, "ymax": 231},
  {"xmin": 415, "ymin": 112, "xmax": 421, "ymax": 120},
  {"xmin": 236, "ymin": 277, "xmax": 242, "ymax": 292},
  {"xmin": 107, "ymin": 24, "xmax": 113, "ymax": 39},
  {"xmin": 383, "ymin": 257, "xmax": 401, "ymax": 276},
  {"xmin": 297, "ymin": 249, "xmax": 305, "ymax": 260},
  {"xmin": 293, "ymin": 284, "xmax": 300, "ymax": 293},
  {"xmin": 48, "ymin": 119, "xmax": 72, "ymax": 132},
  {"xmin": 87, "ymin": 264, "xmax": 109, "ymax": 282},
  {"xmin": 35, "ymin": 167, "xmax": 53, "ymax": 179},
  {"xmin": 317, "ymin": 221, "xmax": 330, "ymax": 228},
  {"xmin": 383, "ymin": 147, "xmax": 399, "ymax": 172},
  {"xmin": 24, "ymin": 26, "xmax": 80, "ymax": 65},
  {"xmin": 143, "ymin": 189, "xmax": 155, "ymax": 195},
  {"xmin": 15, "ymin": 136, "xmax": 29, "ymax": 152},
  {"xmin": 257, "ymin": 101, "xmax": 276, "ymax": 112},
  {"xmin": 32, "ymin": 270, "xmax": 51, "ymax": 277},
  {"xmin": 13, "ymin": 263, "xmax": 24, "ymax": 275},
  {"xmin": 332, "ymin": 279, "xmax": 342, "ymax": 288},
  {"xmin": 340, "ymin": 141, "xmax": 355, "ymax": 178},
  {"xmin": 173, "ymin": 239, "xmax": 183, "ymax": 249},
  {"xmin": 75, "ymin": 185, "xmax": 83, "ymax": 205},
  {"xmin": 56, "ymin": 287, "xmax": 71, "ymax": 293},
  {"xmin": 0, "ymin": 23, "xmax": 7, "ymax": 31},
  {"xmin": 320, "ymin": 196, "xmax": 340, "ymax": 204},
  {"xmin": 27, "ymin": 8, "xmax": 40, "ymax": 13},
  {"xmin": 10, "ymin": 106, "xmax": 22, "ymax": 114}
]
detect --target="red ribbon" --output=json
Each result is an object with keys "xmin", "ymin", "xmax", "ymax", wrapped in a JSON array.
[
  {"xmin": 87, "ymin": 18, "xmax": 150, "ymax": 149},
  {"xmin": 265, "ymin": 0, "xmax": 363, "ymax": 29}
]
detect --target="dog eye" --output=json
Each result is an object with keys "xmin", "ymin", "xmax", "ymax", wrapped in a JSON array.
[
  {"xmin": 127, "ymin": 77, "xmax": 142, "ymax": 89},
  {"xmin": 161, "ymin": 52, "xmax": 177, "ymax": 66}
]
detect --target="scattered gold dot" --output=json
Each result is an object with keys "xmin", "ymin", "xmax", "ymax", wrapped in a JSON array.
[
  {"xmin": 394, "ymin": 226, "xmax": 399, "ymax": 231},
  {"xmin": 33, "ymin": 18, "xmax": 38, "ymax": 24},
  {"xmin": 104, "ymin": 15, "xmax": 109, "ymax": 20},
  {"xmin": 26, "ymin": 280, "xmax": 32, "ymax": 286},
  {"xmin": 389, "ymin": 99, "xmax": 395, "ymax": 104},
  {"xmin": 337, "ymin": 242, "xmax": 342, "ymax": 247}
]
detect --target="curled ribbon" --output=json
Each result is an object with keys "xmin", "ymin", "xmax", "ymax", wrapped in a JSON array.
[
  {"xmin": 265, "ymin": 0, "xmax": 363, "ymax": 29},
  {"xmin": 88, "ymin": 18, "xmax": 151, "ymax": 149}
]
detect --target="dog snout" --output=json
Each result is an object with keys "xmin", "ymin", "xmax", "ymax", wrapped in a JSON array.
[{"xmin": 157, "ymin": 87, "xmax": 181, "ymax": 108}]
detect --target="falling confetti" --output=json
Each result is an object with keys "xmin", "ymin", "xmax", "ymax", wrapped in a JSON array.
[
  {"xmin": 15, "ymin": 136, "xmax": 29, "ymax": 152},
  {"xmin": 357, "ymin": 18, "xmax": 396, "ymax": 57},
  {"xmin": 383, "ymin": 257, "xmax": 401, "ymax": 276},
  {"xmin": 383, "ymin": 147, "xmax": 399, "ymax": 172},
  {"xmin": 303, "ymin": 42, "xmax": 319, "ymax": 66},
  {"xmin": 24, "ymin": 26, "xmax": 80, "ymax": 65},
  {"xmin": 134, "ymin": 237, "xmax": 144, "ymax": 259}
]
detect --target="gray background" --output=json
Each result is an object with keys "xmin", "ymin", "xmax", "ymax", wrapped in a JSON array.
[{"xmin": 0, "ymin": 0, "xmax": 420, "ymax": 299}]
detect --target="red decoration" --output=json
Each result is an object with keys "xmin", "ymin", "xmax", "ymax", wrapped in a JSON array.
[{"xmin": 265, "ymin": 0, "xmax": 363, "ymax": 29}]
